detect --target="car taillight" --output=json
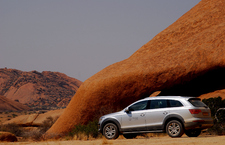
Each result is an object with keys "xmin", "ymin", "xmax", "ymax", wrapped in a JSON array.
[{"xmin": 189, "ymin": 109, "xmax": 202, "ymax": 114}]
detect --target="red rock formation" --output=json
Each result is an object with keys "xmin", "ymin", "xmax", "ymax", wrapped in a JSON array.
[
  {"xmin": 46, "ymin": 0, "xmax": 225, "ymax": 136},
  {"xmin": 0, "ymin": 132, "xmax": 17, "ymax": 142},
  {"xmin": 199, "ymin": 89, "xmax": 225, "ymax": 100},
  {"xmin": 0, "ymin": 95, "xmax": 30, "ymax": 111},
  {"xmin": 0, "ymin": 69, "xmax": 82, "ymax": 108}
]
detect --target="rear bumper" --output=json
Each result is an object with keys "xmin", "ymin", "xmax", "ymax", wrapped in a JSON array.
[{"xmin": 184, "ymin": 120, "xmax": 214, "ymax": 130}]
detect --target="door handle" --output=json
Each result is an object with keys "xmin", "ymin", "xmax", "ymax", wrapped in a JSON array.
[
  {"xmin": 140, "ymin": 113, "xmax": 145, "ymax": 117},
  {"xmin": 163, "ymin": 111, "xmax": 168, "ymax": 115}
]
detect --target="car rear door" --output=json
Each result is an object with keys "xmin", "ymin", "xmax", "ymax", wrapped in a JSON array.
[{"xmin": 145, "ymin": 99, "xmax": 169, "ymax": 130}]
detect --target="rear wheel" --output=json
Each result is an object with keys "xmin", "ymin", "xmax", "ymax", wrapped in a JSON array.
[
  {"xmin": 103, "ymin": 123, "xmax": 119, "ymax": 140},
  {"xmin": 185, "ymin": 129, "xmax": 201, "ymax": 137},
  {"xmin": 166, "ymin": 120, "xmax": 184, "ymax": 138},
  {"xmin": 123, "ymin": 134, "xmax": 137, "ymax": 139}
]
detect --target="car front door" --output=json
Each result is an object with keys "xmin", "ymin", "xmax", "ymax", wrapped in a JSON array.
[{"xmin": 121, "ymin": 100, "xmax": 149, "ymax": 132}]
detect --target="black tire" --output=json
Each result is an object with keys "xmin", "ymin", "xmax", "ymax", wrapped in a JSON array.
[
  {"xmin": 103, "ymin": 123, "xmax": 119, "ymax": 140},
  {"xmin": 185, "ymin": 129, "xmax": 201, "ymax": 137},
  {"xmin": 123, "ymin": 134, "xmax": 137, "ymax": 139},
  {"xmin": 166, "ymin": 120, "xmax": 184, "ymax": 138}
]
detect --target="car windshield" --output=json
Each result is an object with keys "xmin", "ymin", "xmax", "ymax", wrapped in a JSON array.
[{"xmin": 188, "ymin": 99, "xmax": 207, "ymax": 107}]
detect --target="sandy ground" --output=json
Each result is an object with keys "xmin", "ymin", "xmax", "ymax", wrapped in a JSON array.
[{"xmin": 1, "ymin": 135, "xmax": 225, "ymax": 145}]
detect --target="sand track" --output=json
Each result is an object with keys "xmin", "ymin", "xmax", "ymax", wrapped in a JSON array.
[{"xmin": 2, "ymin": 135, "xmax": 225, "ymax": 145}]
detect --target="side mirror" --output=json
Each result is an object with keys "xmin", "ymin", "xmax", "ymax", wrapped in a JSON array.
[{"xmin": 125, "ymin": 108, "xmax": 130, "ymax": 113}]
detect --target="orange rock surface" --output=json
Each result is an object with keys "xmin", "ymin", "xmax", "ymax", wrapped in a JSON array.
[
  {"xmin": 0, "ymin": 95, "xmax": 30, "ymax": 111},
  {"xmin": 3, "ymin": 109, "xmax": 64, "ymax": 126},
  {"xmin": 46, "ymin": 0, "xmax": 225, "ymax": 136}
]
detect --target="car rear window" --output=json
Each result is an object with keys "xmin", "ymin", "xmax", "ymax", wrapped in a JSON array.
[
  {"xmin": 188, "ymin": 99, "xmax": 207, "ymax": 107},
  {"xmin": 150, "ymin": 100, "xmax": 167, "ymax": 109},
  {"xmin": 169, "ymin": 100, "xmax": 183, "ymax": 107}
]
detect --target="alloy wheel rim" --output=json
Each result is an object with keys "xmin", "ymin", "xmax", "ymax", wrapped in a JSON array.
[
  {"xmin": 105, "ymin": 125, "xmax": 116, "ymax": 138},
  {"xmin": 168, "ymin": 122, "xmax": 180, "ymax": 136}
]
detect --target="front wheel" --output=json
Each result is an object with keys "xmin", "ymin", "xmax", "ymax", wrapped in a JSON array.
[
  {"xmin": 166, "ymin": 120, "xmax": 184, "ymax": 138},
  {"xmin": 185, "ymin": 129, "xmax": 201, "ymax": 137},
  {"xmin": 103, "ymin": 123, "xmax": 119, "ymax": 140}
]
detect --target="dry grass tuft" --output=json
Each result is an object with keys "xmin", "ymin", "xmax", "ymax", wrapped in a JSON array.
[
  {"xmin": 73, "ymin": 133, "xmax": 88, "ymax": 141},
  {"xmin": 139, "ymin": 133, "xmax": 167, "ymax": 138},
  {"xmin": 101, "ymin": 138, "xmax": 113, "ymax": 145}
]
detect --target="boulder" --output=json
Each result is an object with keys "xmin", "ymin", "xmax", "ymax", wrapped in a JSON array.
[
  {"xmin": 0, "ymin": 132, "xmax": 17, "ymax": 142},
  {"xmin": 3, "ymin": 114, "xmax": 39, "ymax": 126},
  {"xmin": 3, "ymin": 109, "xmax": 64, "ymax": 126},
  {"xmin": 32, "ymin": 109, "xmax": 64, "ymax": 126},
  {"xmin": 46, "ymin": 0, "xmax": 225, "ymax": 136}
]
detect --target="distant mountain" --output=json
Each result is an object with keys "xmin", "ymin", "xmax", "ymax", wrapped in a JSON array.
[
  {"xmin": 0, "ymin": 68, "xmax": 82, "ymax": 109},
  {"xmin": 0, "ymin": 95, "xmax": 30, "ymax": 111}
]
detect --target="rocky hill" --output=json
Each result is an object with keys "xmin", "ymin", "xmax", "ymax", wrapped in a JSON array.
[
  {"xmin": 0, "ymin": 95, "xmax": 30, "ymax": 111},
  {"xmin": 0, "ymin": 68, "xmax": 82, "ymax": 108},
  {"xmin": 46, "ymin": 0, "xmax": 225, "ymax": 137}
]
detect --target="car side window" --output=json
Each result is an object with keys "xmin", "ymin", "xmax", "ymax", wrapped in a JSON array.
[
  {"xmin": 129, "ymin": 101, "xmax": 148, "ymax": 111},
  {"xmin": 169, "ymin": 100, "xmax": 183, "ymax": 107},
  {"xmin": 150, "ymin": 100, "xmax": 167, "ymax": 109}
]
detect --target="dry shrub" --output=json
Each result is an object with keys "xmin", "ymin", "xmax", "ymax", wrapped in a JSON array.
[
  {"xmin": 73, "ymin": 132, "xmax": 88, "ymax": 141},
  {"xmin": 22, "ymin": 130, "xmax": 43, "ymax": 141},
  {"xmin": 207, "ymin": 123, "xmax": 225, "ymax": 135},
  {"xmin": 69, "ymin": 119, "xmax": 99, "ymax": 140},
  {"xmin": 39, "ymin": 116, "xmax": 58, "ymax": 133}
]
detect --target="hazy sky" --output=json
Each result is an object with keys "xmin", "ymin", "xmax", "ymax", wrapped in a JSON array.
[{"xmin": 0, "ymin": 0, "xmax": 201, "ymax": 82}]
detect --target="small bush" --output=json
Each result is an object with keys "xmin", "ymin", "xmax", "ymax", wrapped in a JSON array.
[
  {"xmin": 21, "ymin": 129, "xmax": 43, "ymax": 141},
  {"xmin": 207, "ymin": 123, "xmax": 225, "ymax": 135},
  {"xmin": 202, "ymin": 96, "xmax": 225, "ymax": 117},
  {"xmin": 215, "ymin": 109, "xmax": 225, "ymax": 123},
  {"xmin": 39, "ymin": 116, "xmax": 57, "ymax": 133},
  {"xmin": 30, "ymin": 130, "xmax": 43, "ymax": 141},
  {"xmin": 12, "ymin": 114, "xmax": 18, "ymax": 118},
  {"xmin": 202, "ymin": 97, "xmax": 225, "ymax": 135},
  {"xmin": 69, "ymin": 119, "xmax": 99, "ymax": 140}
]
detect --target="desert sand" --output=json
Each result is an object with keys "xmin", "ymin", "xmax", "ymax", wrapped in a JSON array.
[{"xmin": 1, "ymin": 135, "xmax": 225, "ymax": 145}]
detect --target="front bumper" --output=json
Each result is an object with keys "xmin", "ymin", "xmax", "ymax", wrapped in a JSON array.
[{"xmin": 98, "ymin": 123, "xmax": 102, "ymax": 133}]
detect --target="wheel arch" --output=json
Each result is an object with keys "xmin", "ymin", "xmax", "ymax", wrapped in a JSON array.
[
  {"xmin": 163, "ymin": 114, "xmax": 185, "ymax": 131},
  {"xmin": 100, "ymin": 118, "xmax": 121, "ymax": 133}
]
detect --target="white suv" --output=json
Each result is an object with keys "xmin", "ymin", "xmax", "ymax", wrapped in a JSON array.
[{"xmin": 98, "ymin": 96, "xmax": 213, "ymax": 139}]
